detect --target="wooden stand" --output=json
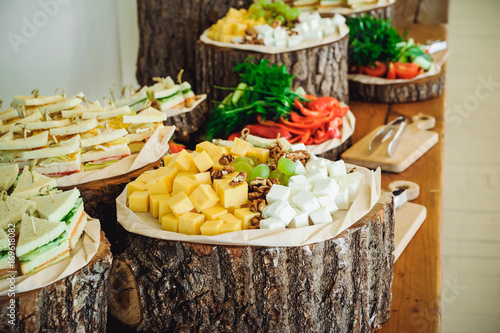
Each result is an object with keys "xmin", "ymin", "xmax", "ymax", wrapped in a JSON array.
[
  {"xmin": 196, "ymin": 35, "xmax": 350, "ymax": 111},
  {"xmin": 320, "ymin": 1, "xmax": 395, "ymax": 21},
  {"xmin": 348, "ymin": 68, "xmax": 446, "ymax": 104},
  {"xmin": 108, "ymin": 192, "xmax": 395, "ymax": 332},
  {"xmin": 164, "ymin": 101, "xmax": 209, "ymax": 137},
  {"xmin": 0, "ymin": 231, "xmax": 112, "ymax": 332}
]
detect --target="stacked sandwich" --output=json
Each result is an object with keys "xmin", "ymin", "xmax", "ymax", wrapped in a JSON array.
[
  {"xmin": 146, "ymin": 76, "xmax": 196, "ymax": 111},
  {"xmin": 319, "ymin": 0, "xmax": 378, "ymax": 9}
]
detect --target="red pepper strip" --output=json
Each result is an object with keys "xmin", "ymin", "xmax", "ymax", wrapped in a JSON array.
[
  {"xmin": 245, "ymin": 124, "xmax": 291, "ymax": 140},
  {"xmin": 304, "ymin": 94, "xmax": 317, "ymax": 101},
  {"xmin": 288, "ymin": 135, "xmax": 302, "ymax": 144},
  {"xmin": 290, "ymin": 111, "xmax": 309, "ymax": 123},
  {"xmin": 339, "ymin": 106, "xmax": 349, "ymax": 117},
  {"xmin": 305, "ymin": 136, "xmax": 314, "ymax": 145},
  {"xmin": 280, "ymin": 108, "xmax": 337, "ymax": 130},
  {"xmin": 308, "ymin": 97, "xmax": 341, "ymax": 114},
  {"xmin": 294, "ymin": 99, "xmax": 327, "ymax": 118},
  {"xmin": 227, "ymin": 132, "xmax": 241, "ymax": 141},
  {"xmin": 298, "ymin": 130, "xmax": 311, "ymax": 144},
  {"xmin": 256, "ymin": 115, "xmax": 308, "ymax": 135}
]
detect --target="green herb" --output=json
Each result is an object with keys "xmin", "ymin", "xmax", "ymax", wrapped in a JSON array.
[{"xmin": 61, "ymin": 198, "xmax": 83, "ymax": 225}]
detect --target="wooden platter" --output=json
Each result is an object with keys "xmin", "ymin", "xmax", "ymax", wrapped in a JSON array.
[
  {"xmin": 0, "ymin": 231, "xmax": 112, "ymax": 332},
  {"xmin": 393, "ymin": 202, "xmax": 427, "ymax": 261},
  {"xmin": 319, "ymin": 0, "xmax": 396, "ymax": 22}
]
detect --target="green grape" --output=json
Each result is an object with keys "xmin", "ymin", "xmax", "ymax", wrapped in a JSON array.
[
  {"xmin": 269, "ymin": 169, "xmax": 283, "ymax": 181},
  {"xmin": 266, "ymin": 17, "xmax": 274, "ymax": 25},
  {"xmin": 284, "ymin": 10, "xmax": 296, "ymax": 21},
  {"xmin": 234, "ymin": 161, "xmax": 253, "ymax": 181},
  {"xmin": 277, "ymin": 158, "xmax": 296, "ymax": 176},
  {"xmin": 258, "ymin": 0, "xmax": 269, "ymax": 6},
  {"xmin": 275, "ymin": 15, "xmax": 285, "ymax": 23},
  {"xmin": 250, "ymin": 164, "xmax": 270, "ymax": 181},
  {"xmin": 247, "ymin": 155, "xmax": 259, "ymax": 166},
  {"xmin": 235, "ymin": 156, "xmax": 255, "ymax": 167},
  {"xmin": 282, "ymin": 174, "xmax": 291, "ymax": 186},
  {"xmin": 289, "ymin": 7, "xmax": 300, "ymax": 20},
  {"xmin": 249, "ymin": 3, "xmax": 262, "ymax": 13},
  {"xmin": 254, "ymin": 9, "xmax": 265, "ymax": 18},
  {"xmin": 248, "ymin": 14, "xmax": 255, "ymax": 19}
]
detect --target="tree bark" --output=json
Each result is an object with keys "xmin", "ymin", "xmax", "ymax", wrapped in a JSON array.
[
  {"xmin": 321, "ymin": 1, "xmax": 395, "ymax": 22},
  {"xmin": 196, "ymin": 35, "xmax": 350, "ymax": 113},
  {"xmin": 108, "ymin": 191, "xmax": 395, "ymax": 332},
  {"xmin": 0, "ymin": 231, "xmax": 112, "ymax": 333},
  {"xmin": 315, "ymin": 136, "xmax": 353, "ymax": 161},
  {"xmin": 349, "ymin": 68, "xmax": 446, "ymax": 104},
  {"xmin": 165, "ymin": 101, "xmax": 209, "ymax": 137}
]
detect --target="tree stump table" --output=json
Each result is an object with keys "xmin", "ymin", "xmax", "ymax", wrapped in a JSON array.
[
  {"xmin": 0, "ymin": 231, "xmax": 112, "ymax": 333},
  {"xmin": 319, "ymin": 0, "xmax": 396, "ymax": 21},
  {"xmin": 107, "ymin": 191, "xmax": 395, "ymax": 332},
  {"xmin": 164, "ymin": 99, "xmax": 209, "ymax": 138}
]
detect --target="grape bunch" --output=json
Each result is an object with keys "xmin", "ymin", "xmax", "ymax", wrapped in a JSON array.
[
  {"xmin": 234, "ymin": 155, "xmax": 296, "ymax": 185},
  {"xmin": 248, "ymin": 0, "xmax": 301, "ymax": 27}
]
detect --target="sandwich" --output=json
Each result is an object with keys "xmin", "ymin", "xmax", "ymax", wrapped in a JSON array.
[
  {"xmin": 320, "ymin": 0, "xmax": 344, "ymax": 8},
  {"xmin": 346, "ymin": 0, "xmax": 377, "ymax": 8},
  {"xmin": 31, "ymin": 188, "xmax": 87, "ymax": 249},
  {"xmin": 10, "ymin": 167, "xmax": 57, "ymax": 200},
  {"xmin": 0, "ymin": 195, "xmax": 36, "ymax": 230},
  {"xmin": 80, "ymin": 128, "xmax": 131, "ymax": 170},
  {"xmin": 12, "ymin": 94, "xmax": 65, "ymax": 110},
  {"xmin": 39, "ymin": 93, "xmax": 84, "ymax": 115},
  {"xmin": 16, "ymin": 214, "xmax": 70, "ymax": 275},
  {"xmin": 293, "ymin": 0, "xmax": 320, "ymax": 11},
  {"xmin": 0, "ymin": 164, "xmax": 19, "ymax": 191},
  {"xmin": 115, "ymin": 87, "xmax": 149, "ymax": 112},
  {"xmin": 148, "ymin": 76, "xmax": 196, "ymax": 111},
  {"xmin": 122, "ymin": 107, "xmax": 166, "ymax": 153},
  {"xmin": 0, "ymin": 110, "xmax": 43, "ymax": 134},
  {"xmin": 61, "ymin": 100, "xmax": 103, "ymax": 119},
  {"xmin": 0, "ymin": 229, "xmax": 13, "ymax": 278}
]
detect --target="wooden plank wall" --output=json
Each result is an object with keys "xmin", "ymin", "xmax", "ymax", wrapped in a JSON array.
[{"xmin": 395, "ymin": 0, "xmax": 449, "ymax": 28}]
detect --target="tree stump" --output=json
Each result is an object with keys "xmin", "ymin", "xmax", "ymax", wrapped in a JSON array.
[
  {"xmin": 196, "ymin": 36, "xmax": 350, "ymax": 112},
  {"xmin": 348, "ymin": 68, "xmax": 446, "ymax": 104},
  {"xmin": 320, "ymin": 1, "xmax": 395, "ymax": 22},
  {"xmin": 315, "ymin": 136, "xmax": 353, "ymax": 161},
  {"xmin": 164, "ymin": 100, "xmax": 209, "ymax": 137},
  {"xmin": 0, "ymin": 231, "xmax": 112, "ymax": 333},
  {"xmin": 58, "ymin": 158, "xmax": 164, "ymax": 253},
  {"xmin": 108, "ymin": 191, "xmax": 395, "ymax": 332}
]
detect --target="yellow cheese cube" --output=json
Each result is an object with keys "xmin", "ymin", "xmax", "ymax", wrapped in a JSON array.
[
  {"xmin": 221, "ymin": 23, "xmax": 232, "ymax": 35},
  {"xmin": 220, "ymin": 221, "xmax": 242, "ymax": 234},
  {"xmin": 219, "ymin": 182, "xmax": 248, "ymax": 208},
  {"xmin": 200, "ymin": 220, "xmax": 224, "ymax": 236},
  {"xmin": 189, "ymin": 184, "xmax": 219, "ymax": 212},
  {"xmin": 172, "ymin": 176, "xmax": 200, "ymax": 196},
  {"xmin": 128, "ymin": 191, "xmax": 149, "ymax": 213},
  {"xmin": 193, "ymin": 150, "xmax": 214, "ymax": 172},
  {"xmin": 136, "ymin": 173, "xmax": 154, "ymax": 183},
  {"xmin": 155, "ymin": 166, "xmax": 178, "ymax": 178},
  {"xmin": 189, "ymin": 151, "xmax": 199, "ymax": 158},
  {"xmin": 212, "ymin": 162, "xmax": 226, "ymax": 171},
  {"xmin": 225, "ymin": 206, "xmax": 239, "ymax": 214},
  {"xmin": 178, "ymin": 212, "xmax": 205, "ymax": 235},
  {"xmin": 146, "ymin": 176, "xmax": 170, "ymax": 195},
  {"xmin": 161, "ymin": 213, "xmax": 178, "ymax": 232},
  {"xmin": 174, "ymin": 150, "xmax": 194, "ymax": 171},
  {"xmin": 163, "ymin": 154, "xmax": 177, "ymax": 166},
  {"xmin": 195, "ymin": 141, "xmax": 218, "ymax": 153},
  {"xmin": 158, "ymin": 199, "xmax": 172, "ymax": 220},
  {"xmin": 188, "ymin": 172, "xmax": 211, "ymax": 185},
  {"xmin": 220, "ymin": 213, "xmax": 242, "ymax": 226},
  {"xmin": 235, "ymin": 23, "xmax": 247, "ymax": 35},
  {"xmin": 167, "ymin": 192, "xmax": 194, "ymax": 217},
  {"xmin": 176, "ymin": 171, "xmax": 197, "ymax": 179},
  {"xmin": 208, "ymin": 146, "xmax": 227, "ymax": 163},
  {"xmin": 222, "ymin": 172, "xmax": 239, "ymax": 180},
  {"xmin": 246, "ymin": 147, "xmax": 270, "ymax": 164},
  {"xmin": 148, "ymin": 167, "xmax": 178, "ymax": 193},
  {"xmin": 221, "ymin": 34, "xmax": 235, "ymax": 43},
  {"xmin": 202, "ymin": 206, "xmax": 228, "ymax": 220},
  {"xmin": 150, "ymin": 194, "xmax": 171, "ymax": 219},
  {"xmin": 234, "ymin": 207, "xmax": 260, "ymax": 229},
  {"xmin": 213, "ymin": 178, "xmax": 232, "ymax": 196},
  {"xmin": 230, "ymin": 137, "xmax": 252, "ymax": 156},
  {"xmin": 127, "ymin": 181, "xmax": 146, "ymax": 198}
]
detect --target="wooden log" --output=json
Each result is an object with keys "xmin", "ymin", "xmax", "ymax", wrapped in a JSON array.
[
  {"xmin": 320, "ymin": 1, "xmax": 395, "ymax": 22},
  {"xmin": 164, "ymin": 100, "xmax": 209, "ymax": 137},
  {"xmin": 136, "ymin": 0, "xmax": 253, "ymax": 90},
  {"xmin": 196, "ymin": 36, "xmax": 350, "ymax": 112},
  {"xmin": 348, "ymin": 68, "xmax": 446, "ymax": 104},
  {"xmin": 108, "ymin": 191, "xmax": 395, "ymax": 332},
  {"xmin": 0, "ymin": 231, "xmax": 112, "ymax": 333}
]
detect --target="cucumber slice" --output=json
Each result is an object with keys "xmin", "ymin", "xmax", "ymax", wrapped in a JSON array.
[
  {"xmin": 413, "ymin": 56, "xmax": 432, "ymax": 71},
  {"xmin": 231, "ymin": 83, "xmax": 247, "ymax": 105},
  {"xmin": 19, "ymin": 232, "xmax": 66, "ymax": 262}
]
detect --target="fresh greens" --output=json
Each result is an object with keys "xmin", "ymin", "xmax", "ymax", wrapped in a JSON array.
[
  {"xmin": 19, "ymin": 232, "xmax": 66, "ymax": 262},
  {"xmin": 396, "ymin": 39, "xmax": 432, "ymax": 70},
  {"xmin": 61, "ymin": 198, "xmax": 83, "ymax": 225},
  {"xmin": 206, "ymin": 58, "xmax": 306, "ymax": 140}
]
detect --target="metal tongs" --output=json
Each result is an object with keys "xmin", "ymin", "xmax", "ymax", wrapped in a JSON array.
[{"xmin": 368, "ymin": 116, "xmax": 407, "ymax": 157}]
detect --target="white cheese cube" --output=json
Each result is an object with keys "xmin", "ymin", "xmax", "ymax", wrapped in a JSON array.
[
  {"xmin": 320, "ymin": 18, "xmax": 333, "ymax": 28},
  {"xmin": 298, "ymin": 12, "xmax": 310, "ymax": 22},
  {"xmin": 308, "ymin": 12, "xmax": 322, "ymax": 22},
  {"xmin": 254, "ymin": 24, "xmax": 274, "ymax": 38},
  {"xmin": 306, "ymin": 158, "xmax": 328, "ymax": 172},
  {"xmin": 313, "ymin": 178, "xmax": 340, "ymax": 198},
  {"xmin": 273, "ymin": 27, "xmax": 287, "ymax": 40},
  {"xmin": 304, "ymin": 30, "xmax": 323, "ymax": 41},
  {"xmin": 317, "ymin": 195, "xmax": 339, "ymax": 214},
  {"xmin": 288, "ymin": 36, "xmax": 302, "ymax": 48},
  {"xmin": 266, "ymin": 184, "xmax": 291, "ymax": 204},
  {"xmin": 335, "ymin": 171, "xmax": 364, "ymax": 202},
  {"xmin": 287, "ymin": 208, "xmax": 309, "ymax": 228},
  {"xmin": 232, "ymin": 36, "xmax": 244, "ymax": 43},
  {"xmin": 308, "ymin": 18, "xmax": 320, "ymax": 30},
  {"xmin": 332, "ymin": 13, "xmax": 346, "ymax": 26},
  {"xmin": 335, "ymin": 187, "xmax": 350, "ymax": 209},
  {"xmin": 291, "ymin": 143, "xmax": 307, "ymax": 151},
  {"xmin": 293, "ymin": 160, "xmax": 307, "ymax": 175},
  {"xmin": 275, "ymin": 39, "xmax": 287, "ymax": 48},
  {"xmin": 306, "ymin": 169, "xmax": 328, "ymax": 186},
  {"xmin": 327, "ymin": 160, "xmax": 347, "ymax": 177},
  {"xmin": 288, "ymin": 175, "xmax": 312, "ymax": 191},
  {"xmin": 294, "ymin": 22, "xmax": 310, "ymax": 34},
  {"xmin": 262, "ymin": 200, "xmax": 296, "ymax": 225},
  {"xmin": 323, "ymin": 26, "xmax": 338, "ymax": 36},
  {"xmin": 292, "ymin": 190, "xmax": 320, "ymax": 213},
  {"xmin": 309, "ymin": 207, "xmax": 333, "ymax": 225},
  {"xmin": 263, "ymin": 36, "xmax": 275, "ymax": 47},
  {"xmin": 260, "ymin": 217, "xmax": 286, "ymax": 230}
]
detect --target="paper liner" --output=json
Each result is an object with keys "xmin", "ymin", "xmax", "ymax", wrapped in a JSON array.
[
  {"xmin": 162, "ymin": 94, "xmax": 207, "ymax": 117},
  {"xmin": 306, "ymin": 110, "xmax": 355, "ymax": 155},
  {"xmin": 0, "ymin": 216, "xmax": 101, "ymax": 296},
  {"xmin": 116, "ymin": 164, "xmax": 381, "ymax": 247},
  {"xmin": 348, "ymin": 63, "xmax": 442, "ymax": 85},
  {"xmin": 55, "ymin": 126, "xmax": 175, "ymax": 187},
  {"xmin": 199, "ymin": 24, "xmax": 349, "ymax": 55},
  {"xmin": 318, "ymin": 0, "xmax": 395, "ymax": 15}
]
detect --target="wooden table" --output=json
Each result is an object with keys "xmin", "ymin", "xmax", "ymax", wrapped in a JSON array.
[{"xmin": 350, "ymin": 23, "xmax": 446, "ymax": 333}]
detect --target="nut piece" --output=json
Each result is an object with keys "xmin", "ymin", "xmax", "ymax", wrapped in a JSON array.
[
  {"xmin": 211, "ymin": 169, "xmax": 223, "ymax": 180},
  {"xmin": 269, "ymin": 142, "xmax": 286, "ymax": 161},
  {"xmin": 222, "ymin": 165, "xmax": 235, "ymax": 174},
  {"xmin": 229, "ymin": 172, "xmax": 247, "ymax": 186},
  {"xmin": 219, "ymin": 154, "xmax": 235, "ymax": 165},
  {"xmin": 249, "ymin": 199, "xmax": 266, "ymax": 213},
  {"xmin": 248, "ymin": 216, "xmax": 262, "ymax": 229}
]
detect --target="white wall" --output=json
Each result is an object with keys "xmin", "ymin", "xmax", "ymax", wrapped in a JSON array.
[{"xmin": 0, "ymin": 0, "xmax": 139, "ymax": 104}]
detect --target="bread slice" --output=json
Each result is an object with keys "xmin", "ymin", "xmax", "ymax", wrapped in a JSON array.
[
  {"xmin": 0, "ymin": 110, "xmax": 43, "ymax": 134},
  {"xmin": 43, "ymin": 93, "xmax": 84, "ymax": 115},
  {"xmin": 0, "ymin": 163, "xmax": 19, "ymax": 191},
  {"xmin": 81, "ymin": 106, "xmax": 132, "ymax": 120},
  {"xmin": 0, "ymin": 229, "xmax": 11, "ymax": 276},
  {"xmin": 81, "ymin": 146, "xmax": 131, "ymax": 163},
  {"xmin": 20, "ymin": 135, "xmax": 80, "ymax": 160},
  {"xmin": 49, "ymin": 118, "xmax": 98, "ymax": 137},
  {"xmin": 23, "ymin": 118, "xmax": 71, "ymax": 131},
  {"xmin": 11, "ymin": 167, "xmax": 57, "ymax": 200},
  {"xmin": 0, "ymin": 131, "xmax": 48, "ymax": 150},
  {"xmin": 80, "ymin": 129, "xmax": 128, "ymax": 148},
  {"xmin": 0, "ymin": 196, "xmax": 36, "ymax": 230},
  {"xmin": 12, "ymin": 94, "xmax": 65, "ymax": 107},
  {"xmin": 36, "ymin": 153, "xmax": 81, "ymax": 177},
  {"xmin": 31, "ymin": 188, "xmax": 81, "ymax": 222},
  {"xmin": 122, "ymin": 107, "xmax": 166, "ymax": 124},
  {"xmin": 115, "ymin": 88, "xmax": 148, "ymax": 109},
  {"xmin": 20, "ymin": 240, "xmax": 70, "ymax": 275},
  {"xmin": 16, "ymin": 214, "xmax": 66, "ymax": 257}
]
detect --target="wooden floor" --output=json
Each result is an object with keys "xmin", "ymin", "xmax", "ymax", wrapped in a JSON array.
[{"xmin": 443, "ymin": 0, "xmax": 500, "ymax": 332}]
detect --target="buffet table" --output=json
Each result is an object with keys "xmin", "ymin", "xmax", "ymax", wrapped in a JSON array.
[{"xmin": 351, "ymin": 23, "xmax": 446, "ymax": 333}]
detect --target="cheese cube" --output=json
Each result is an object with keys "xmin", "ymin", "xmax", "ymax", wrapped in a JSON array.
[
  {"xmin": 309, "ymin": 207, "xmax": 333, "ymax": 225},
  {"xmin": 188, "ymin": 172, "xmax": 212, "ymax": 185},
  {"xmin": 128, "ymin": 191, "xmax": 149, "ymax": 213},
  {"xmin": 234, "ymin": 208, "xmax": 260, "ymax": 230},
  {"xmin": 193, "ymin": 150, "xmax": 214, "ymax": 172},
  {"xmin": 163, "ymin": 154, "xmax": 176, "ymax": 166},
  {"xmin": 196, "ymin": 141, "xmax": 218, "ymax": 153},
  {"xmin": 212, "ymin": 162, "xmax": 226, "ymax": 171},
  {"xmin": 176, "ymin": 171, "xmax": 197, "ymax": 179},
  {"xmin": 220, "ymin": 221, "xmax": 242, "ymax": 234},
  {"xmin": 230, "ymin": 137, "xmax": 252, "ymax": 156},
  {"xmin": 332, "ymin": 13, "xmax": 346, "ymax": 26},
  {"xmin": 335, "ymin": 171, "xmax": 364, "ymax": 202},
  {"xmin": 274, "ymin": 27, "xmax": 287, "ymax": 40},
  {"xmin": 335, "ymin": 187, "xmax": 350, "ymax": 209},
  {"xmin": 291, "ymin": 143, "xmax": 307, "ymax": 152},
  {"xmin": 172, "ymin": 176, "xmax": 200, "ymax": 196},
  {"xmin": 127, "ymin": 181, "xmax": 147, "ymax": 197},
  {"xmin": 208, "ymin": 146, "xmax": 227, "ymax": 163},
  {"xmin": 262, "ymin": 200, "xmax": 295, "ymax": 225},
  {"xmin": 222, "ymin": 172, "xmax": 239, "ymax": 180},
  {"xmin": 213, "ymin": 178, "xmax": 232, "ymax": 196},
  {"xmin": 220, "ymin": 213, "xmax": 242, "ymax": 226},
  {"xmin": 178, "ymin": 212, "xmax": 205, "ymax": 235},
  {"xmin": 158, "ymin": 199, "xmax": 173, "ymax": 220},
  {"xmin": 327, "ymin": 160, "xmax": 346, "ymax": 177},
  {"xmin": 146, "ymin": 176, "xmax": 168, "ymax": 195},
  {"xmin": 306, "ymin": 169, "xmax": 328, "ymax": 186},
  {"xmin": 246, "ymin": 147, "xmax": 269, "ymax": 164},
  {"xmin": 287, "ymin": 208, "xmax": 309, "ymax": 228},
  {"xmin": 313, "ymin": 178, "xmax": 340, "ymax": 198},
  {"xmin": 150, "ymin": 194, "xmax": 171, "ymax": 219},
  {"xmin": 161, "ymin": 213, "xmax": 178, "ymax": 232},
  {"xmin": 288, "ymin": 36, "xmax": 303, "ymax": 48},
  {"xmin": 167, "ymin": 192, "xmax": 194, "ymax": 217},
  {"xmin": 218, "ymin": 182, "xmax": 248, "ymax": 208},
  {"xmin": 200, "ymin": 220, "xmax": 224, "ymax": 236},
  {"xmin": 266, "ymin": 184, "xmax": 290, "ymax": 204},
  {"xmin": 317, "ymin": 195, "xmax": 339, "ymax": 214},
  {"xmin": 154, "ymin": 166, "xmax": 179, "ymax": 179},
  {"xmin": 292, "ymin": 190, "xmax": 320, "ymax": 213},
  {"xmin": 260, "ymin": 217, "xmax": 286, "ymax": 230},
  {"xmin": 306, "ymin": 158, "xmax": 328, "ymax": 173},
  {"xmin": 189, "ymin": 184, "xmax": 219, "ymax": 212},
  {"xmin": 254, "ymin": 24, "xmax": 273, "ymax": 37},
  {"xmin": 288, "ymin": 175, "xmax": 312, "ymax": 191},
  {"xmin": 136, "ymin": 173, "xmax": 154, "ymax": 183},
  {"xmin": 202, "ymin": 206, "xmax": 228, "ymax": 220},
  {"xmin": 174, "ymin": 150, "xmax": 194, "ymax": 171}
]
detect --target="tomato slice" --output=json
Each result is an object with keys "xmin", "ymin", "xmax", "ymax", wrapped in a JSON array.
[
  {"xmin": 363, "ymin": 61, "xmax": 388, "ymax": 77},
  {"xmin": 386, "ymin": 62, "xmax": 396, "ymax": 80},
  {"xmin": 394, "ymin": 62, "xmax": 420, "ymax": 79}
]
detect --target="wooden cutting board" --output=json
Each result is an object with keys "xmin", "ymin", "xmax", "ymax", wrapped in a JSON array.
[
  {"xmin": 394, "ymin": 202, "xmax": 427, "ymax": 261},
  {"xmin": 341, "ymin": 114, "xmax": 439, "ymax": 173}
]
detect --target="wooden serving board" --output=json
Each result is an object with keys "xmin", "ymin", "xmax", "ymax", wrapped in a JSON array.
[
  {"xmin": 394, "ymin": 202, "xmax": 427, "ymax": 261},
  {"xmin": 341, "ymin": 114, "xmax": 438, "ymax": 173}
]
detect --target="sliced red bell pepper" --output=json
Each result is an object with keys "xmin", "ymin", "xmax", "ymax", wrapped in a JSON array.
[
  {"xmin": 244, "ymin": 124, "xmax": 291, "ymax": 140},
  {"xmin": 168, "ymin": 141, "xmax": 185, "ymax": 153},
  {"xmin": 298, "ymin": 130, "xmax": 311, "ymax": 144},
  {"xmin": 386, "ymin": 62, "xmax": 396, "ymax": 80},
  {"xmin": 227, "ymin": 132, "xmax": 241, "ymax": 141},
  {"xmin": 294, "ymin": 99, "xmax": 327, "ymax": 118},
  {"xmin": 307, "ymin": 97, "xmax": 341, "ymax": 114}
]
